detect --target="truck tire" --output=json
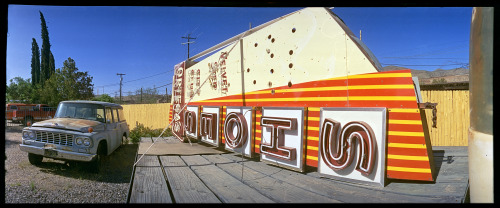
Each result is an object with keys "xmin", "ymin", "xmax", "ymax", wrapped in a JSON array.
[
  {"xmin": 88, "ymin": 143, "xmax": 105, "ymax": 173},
  {"xmin": 122, "ymin": 134, "xmax": 128, "ymax": 146},
  {"xmin": 28, "ymin": 153, "xmax": 43, "ymax": 165}
]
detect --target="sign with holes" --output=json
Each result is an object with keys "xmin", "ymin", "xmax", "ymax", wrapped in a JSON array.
[
  {"xmin": 224, "ymin": 106, "xmax": 254, "ymax": 157},
  {"xmin": 318, "ymin": 108, "xmax": 387, "ymax": 187}
]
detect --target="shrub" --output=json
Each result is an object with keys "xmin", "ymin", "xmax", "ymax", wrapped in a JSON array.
[{"xmin": 128, "ymin": 123, "xmax": 173, "ymax": 144}]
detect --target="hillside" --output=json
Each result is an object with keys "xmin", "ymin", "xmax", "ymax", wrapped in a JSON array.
[{"xmin": 382, "ymin": 65, "xmax": 469, "ymax": 84}]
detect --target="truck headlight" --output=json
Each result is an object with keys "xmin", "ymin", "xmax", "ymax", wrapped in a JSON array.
[
  {"xmin": 28, "ymin": 131, "xmax": 35, "ymax": 139},
  {"xmin": 76, "ymin": 137, "xmax": 83, "ymax": 145},
  {"xmin": 75, "ymin": 137, "xmax": 92, "ymax": 147},
  {"xmin": 22, "ymin": 131, "xmax": 35, "ymax": 139},
  {"xmin": 83, "ymin": 138, "xmax": 92, "ymax": 147}
]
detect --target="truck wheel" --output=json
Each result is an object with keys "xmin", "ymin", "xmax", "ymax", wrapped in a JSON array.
[
  {"xmin": 28, "ymin": 153, "xmax": 43, "ymax": 165},
  {"xmin": 89, "ymin": 144, "xmax": 104, "ymax": 173},
  {"xmin": 122, "ymin": 134, "xmax": 128, "ymax": 145}
]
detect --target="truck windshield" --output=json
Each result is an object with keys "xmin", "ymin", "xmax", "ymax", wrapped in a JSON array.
[{"xmin": 55, "ymin": 103, "xmax": 105, "ymax": 123}]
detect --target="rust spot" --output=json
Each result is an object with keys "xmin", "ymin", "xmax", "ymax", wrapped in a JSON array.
[
  {"xmin": 289, "ymin": 50, "xmax": 293, "ymax": 55},
  {"xmin": 270, "ymin": 53, "xmax": 274, "ymax": 58},
  {"xmin": 254, "ymin": 43, "xmax": 258, "ymax": 47},
  {"xmin": 289, "ymin": 63, "xmax": 293, "ymax": 68},
  {"xmin": 268, "ymin": 34, "xmax": 272, "ymax": 39},
  {"xmin": 288, "ymin": 81, "xmax": 293, "ymax": 87},
  {"xmin": 271, "ymin": 38, "xmax": 275, "ymax": 43},
  {"xmin": 253, "ymin": 80, "xmax": 256, "ymax": 84},
  {"xmin": 292, "ymin": 28, "xmax": 296, "ymax": 33},
  {"xmin": 270, "ymin": 69, "xmax": 274, "ymax": 74}
]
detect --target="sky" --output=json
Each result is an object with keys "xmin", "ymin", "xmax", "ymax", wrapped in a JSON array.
[{"xmin": 6, "ymin": 6, "xmax": 472, "ymax": 97}]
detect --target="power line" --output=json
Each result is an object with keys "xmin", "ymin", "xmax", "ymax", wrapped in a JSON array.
[{"xmin": 94, "ymin": 69, "xmax": 173, "ymax": 88}]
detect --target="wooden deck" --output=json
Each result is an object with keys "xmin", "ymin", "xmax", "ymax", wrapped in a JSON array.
[{"xmin": 127, "ymin": 137, "xmax": 469, "ymax": 203}]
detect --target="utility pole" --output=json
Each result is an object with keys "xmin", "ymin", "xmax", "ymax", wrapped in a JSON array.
[
  {"xmin": 181, "ymin": 34, "xmax": 196, "ymax": 60},
  {"xmin": 117, "ymin": 73, "xmax": 126, "ymax": 103}
]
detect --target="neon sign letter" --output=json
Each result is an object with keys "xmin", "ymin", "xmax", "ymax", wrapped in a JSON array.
[
  {"xmin": 224, "ymin": 112, "xmax": 248, "ymax": 149},
  {"xmin": 260, "ymin": 116, "xmax": 297, "ymax": 161},
  {"xmin": 184, "ymin": 110, "xmax": 197, "ymax": 135},
  {"xmin": 200, "ymin": 112, "xmax": 217, "ymax": 141},
  {"xmin": 320, "ymin": 119, "xmax": 377, "ymax": 176}
]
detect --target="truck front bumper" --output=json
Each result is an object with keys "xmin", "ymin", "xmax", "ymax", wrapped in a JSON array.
[{"xmin": 19, "ymin": 144, "xmax": 97, "ymax": 162}]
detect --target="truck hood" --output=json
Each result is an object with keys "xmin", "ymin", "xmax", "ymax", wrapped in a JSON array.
[{"xmin": 32, "ymin": 118, "xmax": 102, "ymax": 132}]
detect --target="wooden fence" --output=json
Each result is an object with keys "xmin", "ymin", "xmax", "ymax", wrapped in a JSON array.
[
  {"xmin": 121, "ymin": 90, "xmax": 470, "ymax": 146},
  {"xmin": 121, "ymin": 103, "xmax": 171, "ymax": 130},
  {"xmin": 420, "ymin": 90, "xmax": 469, "ymax": 146}
]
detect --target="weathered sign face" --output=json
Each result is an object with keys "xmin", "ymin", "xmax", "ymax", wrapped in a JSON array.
[
  {"xmin": 169, "ymin": 7, "xmax": 435, "ymax": 186},
  {"xmin": 318, "ymin": 108, "xmax": 387, "ymax": 186}
]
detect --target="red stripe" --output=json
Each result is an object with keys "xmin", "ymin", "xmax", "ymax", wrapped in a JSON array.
[
  {"xmin": 388, "ymin": 123, "xmax": 425, "ymax": 132},
  {"xmin": 347, "ymin": 89, "xmax": 415, "ymax": 97},
  {"xmin": 388, "ymin": 112, "xmax": 422, "ymax": 120},
  {"xmin": 387, "ymin": 147, "xmax": 429, "ymax": 156},
  {"xmin": 386, "ymin": 171, "xmax": 433, "ymax": 181},
  {"xmin": 306, "ymin": 159, "xmax": 318, "ymax": 167},
  {"xmin": 348, "ymin": 100, "xmax": 418, "ymax": 108},
  {"xmin": 388, "ymin": 135, "xmax": 427, "ymax": 144},
  {"xmin": 387, "ymin": 159, "xmax": 431, "ymax": 169}
]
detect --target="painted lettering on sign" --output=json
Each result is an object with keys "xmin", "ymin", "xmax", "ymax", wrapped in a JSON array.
[
  {"xmin": 207, "ymin": 52, "xmax": 229, "ymax": 95},
  {"xmin": 171, "ymin": 62, "xmax": 185, "ymax": 139},
  {"xmin": 224, "ymin": 112, "xmax": 248, "ymax": 149},
  {"xmin": 320, "ymin": 119, "xmax": 377, "ymax": 176},
  {"xmin": 200, "ymin": 112, "xmax": 217, "ymax": 141},
  {"xmin": 260, "ymin": 116, "xmax": 297, "ymax": 161}
]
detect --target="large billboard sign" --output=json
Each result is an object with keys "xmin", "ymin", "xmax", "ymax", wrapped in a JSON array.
[{"xmin": 169, "ymin": 7, "xmax": 435, "ymax": 185}]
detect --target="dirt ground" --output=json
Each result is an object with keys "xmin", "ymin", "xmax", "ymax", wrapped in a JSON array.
[{"xmin": 4, "ymin": 123, "xmax": 138, "ymax": 203}]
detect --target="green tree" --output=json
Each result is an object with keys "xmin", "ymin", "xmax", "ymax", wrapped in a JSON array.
[
  {"xmin": 40, "ymin": 11, "xmax": 52, "ymax": 84},
  {"xmin": 39, "ymin": 57, "xmax": 94, "ymax": 106},
  {"xmin": 31, "ymin": 38, "xmax": 41, "ymax": 86},
  {"xmin": 6, "ymin": 77, "xmax": 33, "ymax": 103},
  {"xmin": 92, "ymin": 94, "xmax": 115, "ymax": 103}
]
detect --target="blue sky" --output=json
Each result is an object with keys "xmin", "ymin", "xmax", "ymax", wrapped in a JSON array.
[{"xmin": 6, "ymin": 6, "xmax": 472, "ymax": 96}]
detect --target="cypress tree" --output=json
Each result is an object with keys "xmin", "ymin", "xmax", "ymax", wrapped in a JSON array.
[
  {"xmin": 40, "ymin": 11, "xmax": 51, "ymax": 84},
  {"xmin": 30, "ymin": 38, "xmax": 40, "ymax": 85}
]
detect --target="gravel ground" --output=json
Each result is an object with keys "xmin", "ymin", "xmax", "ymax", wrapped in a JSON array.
[{"xmin": 4, "ymin": 124, "xmax": 138, "ymax": 203}]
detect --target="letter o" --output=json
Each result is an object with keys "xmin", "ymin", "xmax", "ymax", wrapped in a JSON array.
[{"xmin": 224, "ymin": 112, "xmax": 248, "ymax": 149}]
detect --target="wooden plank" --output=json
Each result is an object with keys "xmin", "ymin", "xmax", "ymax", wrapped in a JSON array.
[
  {"xmin": 181, "ymin": 155, "xmax": 212, "ymax": 166},
  {"xmin": 135, "ymin": 155, "xmax": 161, "ymax": 167},
  {"xmin": 217, "ymin": 162, "xmax": 341, "ymax": 203},
  {"xmin": 129, "ymin": 167, "xmax": 172, "ymax": 203},
  {"xmin": 202, "ymin": 154, "xmax": 235, "ymax": 164},
  {"xmin": 244, "ymin": 160, "xmax": 454, "ymax": 203},
  {"xmin": 433, "ymin": 156, "xmax": 469, "ymax": 183},
  {"xmin": 160, "ymin": 156, "xmax": 186, "ymax": 167},
  {"xmin": 164, "ymin": 166, "xmax": 221, "ymax": 203},
  {"xmin": 190, "ymin": 164, "xmax": 275, "ymax": 203},
  {"xmin": 219, "ymin": 152, "xmax": 250, "ymax": 162}
]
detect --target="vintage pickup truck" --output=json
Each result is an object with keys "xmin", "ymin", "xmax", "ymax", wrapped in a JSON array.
[
  {"xmin": 19, "ymin": 100, "xmax": 130, "ymax": 173},
  {"xmin": 5, "ymin": 103, "xmax": 56, "ymax": 126}
]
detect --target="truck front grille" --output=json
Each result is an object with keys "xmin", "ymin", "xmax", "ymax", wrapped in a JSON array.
[{"xmin": 35, "ymin": 131, "xmax": 74, "ymax": 146}]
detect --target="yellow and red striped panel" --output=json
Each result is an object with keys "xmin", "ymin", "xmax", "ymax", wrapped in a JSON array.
[
  {"xmin": 188, "ymin": 69, "xmax": 433, "ymax": 181},
  {"xmin": 219, "ymin": 106, "xmax": 226, "ymax": 144},
  {"xmin": 254, "ymin": 108, "xmax": 262, "ymax": 154},
  {"xmin": 168, "ymin": 104, "xmax": 173, "ymax": 124},
  {"xmin": 305, "ymin": 107, "xmax": 320, "ymax": 167},
  {"xmin": 386, "ymin": 108, "xmax": 433, "ymax": 181},
  {"xmin": 190, "ymin": 70, "xmax": 418, "ymax": 109}
]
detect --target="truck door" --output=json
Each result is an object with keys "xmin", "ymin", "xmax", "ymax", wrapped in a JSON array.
[{"xmin": 105, "ymin": 107, "xmax": 119, "ymax": 154}]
